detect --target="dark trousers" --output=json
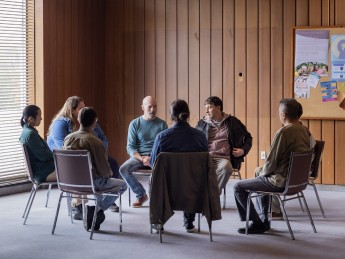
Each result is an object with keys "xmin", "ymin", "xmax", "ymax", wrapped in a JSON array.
[
  {"xmin": 233, "ymin": 176, "xmax": 284, "ymax": 222},
  {"xmin": 108, "ymin": 155, "xmax": 119, "ymax": 179},
  {"xmin": 183, "ymin": 212, "xmax": 196, "ymax": 224}
]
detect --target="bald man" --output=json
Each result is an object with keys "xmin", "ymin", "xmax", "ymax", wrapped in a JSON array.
[{"xmin": 119, "ymin": 96, "xmax": 168, "ymax": 207}]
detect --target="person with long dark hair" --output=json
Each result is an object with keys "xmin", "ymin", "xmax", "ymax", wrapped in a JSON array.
[{"xmin": 19, "ymin": 105, "xmax": 56, "ymax": 183}]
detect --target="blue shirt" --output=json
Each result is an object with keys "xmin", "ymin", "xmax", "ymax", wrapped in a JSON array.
[
  {"xmin": 47, "ymin": 116, "xmax": 109, "ymax": 151},
  {"xmin": 150, "ymin": 121, "xmax": 208, "ymax": 166},
  {"xmin": 127, "ymin": 116, "xmax": 168, "ymax": 157}
]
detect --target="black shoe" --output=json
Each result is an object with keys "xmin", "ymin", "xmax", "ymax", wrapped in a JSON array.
[
  {"xmin": 184, "ymin": 222, "xmax": 195, "ymax": 233},
  {"xmin": 109, "ymin": 203, "xmax": 119, "ymax": 213},
  {"xmin": 72, "ymin": 204, "xmax": 83, "ymax": 220},
  {"xmin": 83, "ymin": 206, "xmax": 95, "ymax": 231},
  {"xmin": 272, "ymin": 211, "xmax": 283, "ymax": 219},
  {"xmin": 94, "ymin": 210, "xmax": 106, "ymax": 231},
  {"xmin": 238, "ymin": 221, "xmax": 270, "ymax": 234},
  {"xmin": 151, "ymin": 224, "xmax": 164, "ymax": 234}
]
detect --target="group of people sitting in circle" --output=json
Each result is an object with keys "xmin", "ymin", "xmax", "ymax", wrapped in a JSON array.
[{"xmin": 19, "ymin": 95, "xmax": 313, "ymax": 235}]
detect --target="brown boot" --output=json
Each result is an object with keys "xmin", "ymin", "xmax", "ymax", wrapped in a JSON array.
[{"xmin": 132, "ymin": 194, "xmax": 148, "ymax": 208}]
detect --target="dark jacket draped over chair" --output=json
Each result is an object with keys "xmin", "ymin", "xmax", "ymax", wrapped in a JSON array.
[{"xmin": 149, "ymin": 152, "xmax": 222, "ymax": 226}]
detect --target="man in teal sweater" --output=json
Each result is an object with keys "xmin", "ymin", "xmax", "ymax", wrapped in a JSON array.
[{"xmin": 119, "ymin": 96, "xmax": 168, "ymax": 207}]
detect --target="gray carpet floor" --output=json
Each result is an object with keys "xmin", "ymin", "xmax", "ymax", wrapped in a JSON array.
[{"xmin": 1, "ymin": 179, "xmax": 345, "ymax": 259}]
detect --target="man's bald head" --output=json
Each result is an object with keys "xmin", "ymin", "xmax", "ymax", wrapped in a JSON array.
[{"xmin": 142, "ymin": 96, "xmax": 157, "ymax": 121}]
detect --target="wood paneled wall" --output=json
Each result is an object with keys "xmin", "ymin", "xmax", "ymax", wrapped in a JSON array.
[
  {"xmin": 42, "ymin": 0, "xmax": 106, "ymax": 131},
  {"xmin": 41, "ymin": 0, "xmax": 345, "ymax": 185}
]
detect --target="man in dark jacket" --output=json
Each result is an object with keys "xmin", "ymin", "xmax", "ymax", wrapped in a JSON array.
[
  {"xmin": 150, "ymin": 99, "xmax": 210, "ymax": 233},
  {"xmin": 196, "ymin": 96, "xmax": 252, "ymax": 192}
]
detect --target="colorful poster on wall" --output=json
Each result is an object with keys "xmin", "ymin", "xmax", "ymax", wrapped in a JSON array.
[
  {"xmin": 320, "ymin": 81, "xmax": 337, "ymax": 102},
  {"xmin": 294, "ymin": 76, "xmax": 310, "ymax": 98},
  {"xmin": 294, "ymin": 30, "xmax": 329, "ymax": 81},
  {"xmin": 294, "ymin": 30, "xmax": 329, "ymax": 100},
  {"xmin": 293, "ymin": 27, "xmax": 345, "ymax": 119},
  {"xmin": 307, "ymin": 72, "xmax": 320, "ymax": 88},
  {"xmin": 331, "ymin": 35, "xmax": 345, "ymax": 80}
]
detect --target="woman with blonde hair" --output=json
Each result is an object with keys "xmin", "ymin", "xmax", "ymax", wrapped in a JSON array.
[
  {"xmin": 47, "ymin": 96, "xmax": 84, "ymax": 149},
  {"xmin": 47, "ymin": 96, "xmax": 120, "ymax": 219}
]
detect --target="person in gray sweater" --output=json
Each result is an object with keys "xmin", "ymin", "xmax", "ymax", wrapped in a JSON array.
[{"xmin": 234, "ymin": 98, "xmax": 311, "ymax": 234}]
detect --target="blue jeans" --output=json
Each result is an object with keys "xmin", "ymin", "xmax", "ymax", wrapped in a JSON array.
[
  {"xmin": 119, "ymin": 157, "xmax": 148, "ymax": 199},
  {"xmin": 233, "ymin": 176, "xmax": 284, "ymax": 222},
  {"xmin": 93, "ymin": 177, "xmax": 127, "ymax": 211}
]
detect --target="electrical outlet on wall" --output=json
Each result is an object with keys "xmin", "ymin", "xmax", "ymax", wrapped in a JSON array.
[{"xmin": 260, "ymin": 151, "xmax": 266, "ymax": 160}]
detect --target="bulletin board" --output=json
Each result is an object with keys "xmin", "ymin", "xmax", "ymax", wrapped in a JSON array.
[{"xmin": 293, "ymin": 26, "xmax": 345, "ymax": 120}]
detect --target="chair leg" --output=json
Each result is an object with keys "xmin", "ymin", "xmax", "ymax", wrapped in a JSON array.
[
  {"xmin": 209, "ymin": 224, "xmax": 213, "ymax": 242},
  {"xmin": 268, "ymin": 194, "xmax": 273, "ymax": 223},
  {"xmin": 45, "ymin": 184, "xmax": 52, "ymax": 207},
  {"xmin": 222, "ymin": 186, "xmax": 226, "ymax": 210},
  {"xmin": 278, "ymin": 196, "xmax": 295, "ymax": 240},
  {"xmin": 52, "ymin": 192, "xmax": 64, "ymax": 234},
  {"xmin": 198, "ymin": 213, "xmax": 201, "ymax": 232},
  {"xmin": 90, "ymin": 200, "xmax": 99, "ymax": 240},
  {"xmin": 300, "ymin": 192, "xmax": 317, "ymax": 233},
  {"xmin": 67, "ymin": 193, "xmax": 71, "ymax": 216},
  {"xmin": 67, "ymin": 194, "xmax": 73, "ymax": 223},
  {"xmin": 119, "ymin": 194, "xmax": 123, "ymax": 232},
  {"xmin": 128, "ymin": 188, "xmax": 131, "ymax": 207},
  {"xmin": 298, "ymin": 196, "xmax": 305, "ymax": 212},
  {"xmin": 238, "ymin": 170, "xmax": 242, "ymax": 180},
  {"xmin": 23, "ymin": 185, "xmax": 38, "ymax": 225},
  {"xmin": 22, "ymin": 185, "xmax": 35, "ymax": 218},
  {"xmin": 310, "ymin": 180, "xmax": 326, "ymax": 218},
  {"xmin": 159, "ymin": 223, "xmax": 163, "ymax": 243},
  {"xmin": 245, "ymin": 192, "xmax": 252, "ymax": 235}
]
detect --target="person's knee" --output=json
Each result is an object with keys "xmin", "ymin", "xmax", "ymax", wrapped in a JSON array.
[
  {"xmin": 119, "ymin": 185, "xmax": 127, "ymax": 195},
  {"xmin": 233, "ymin": 182, "xmax": 239, "ymax": 192},
  {"xmin": 121, "ymin": 181, "xmax": 128, "ymax": 191},
  {"xmin": 110, "ymin": 179, "xmax": 127, "ymax": 194},
  {"xmin": 233, "ymin": 181, "xmax": 244, "ymax": 193},
  {"xmin": 119, "ymin": 162, "xmax": 132, "ymax": 177},
  {"xmin": 119, "ymin": 159, "xmax": 138, "ymax": 176},
  {"xmin": 218, "ymin": 162, "xmax": 232, "ymax": 178},
  {"xmin": 119, "ymin": 164, "xmax": 126, "ymax": 176},
  {"xmin": 225, "ymin": 162, "xmax": 233, "ymax": 176}
]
